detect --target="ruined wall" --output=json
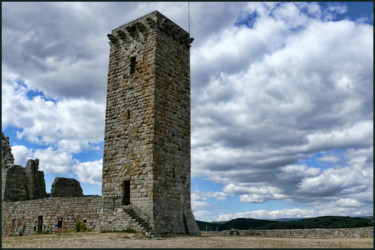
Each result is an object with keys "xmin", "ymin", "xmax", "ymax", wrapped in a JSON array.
[
  {"xmin": 215, "ymin": 227, "xmax": 373, "ymax": 238},
  {"xmin": 2, "ymin": 132, "xmax": 46, "ymax": 202},
  {"xmin": 3, "ymin": 165, "xmax": 29, "ymax": 201},
  {"xmin": 3, "ymin": 161, "xmax": 46, "ymax": 202},
  {"xmin": 2, "ymin": 197, "xmax": 101, "ymax": 236},
  {"xmin": 2, "ymin": 132, "xmax": 14, "ymax": 166},
  {"xmin": 51, "ymin": 177, "xmax": 83, "ymax": 197},
  {"xmin": 25, "ymin": 159, "xmax": 47, "ymax": 200},
  {"xmin": 2, "ymin": 132, "xmax": 14, "ymax": 200},
  {"xmin": 2, "ymin": 197, "xmax": 147, "ymax": 236},
  {"xmin": 102, "ymin": 11, "xmax": 199, "ymax": 235}
]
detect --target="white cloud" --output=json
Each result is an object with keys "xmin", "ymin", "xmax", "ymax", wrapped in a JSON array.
[
  {"xmin": 2, "ymin": 71, "xmax": 105, "ymax": 184},
  {"xmin": 2, "ymin": 71, "xmax": 105, "ymax": 148},
  {"xmin": 193, "ymin": 210, "xmax": 216, "ymax": 220},
  {"xmin": 191, "ymin": 2, "xmax": 372, "ymax": 216},
  {"xmin": 192, "ymin": 190, "xmax": 227, "ymax": 202},
  {"xmin": 33, "ymin": 147, "xmax": 75, "ymax": 174},
  {"xmin": 277, "ymin": 164, "xmax": 321, "ymax": 180},
  {"xmin": 11, "ymin": 145, "xmax": 33, "ymax": 166},
  {"xmin": 223, "ymin": 184, "xmax": 287, "ymax": 203},
  {"xmin": 74, "ymin": 159, "xmax": 102, "ymax": 185},
  {"xmin": 191, "ymin": 190, "xmax": 227, "ymax": 213},
  {"xmin": 336, "ymin": 198, "xmax": 361, "ymax": 207},
  {"xmin": 319, "ymin": 155, "xmax": 340, "ymax": 164}
]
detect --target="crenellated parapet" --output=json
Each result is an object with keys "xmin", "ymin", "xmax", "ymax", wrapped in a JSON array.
[{"xmin": 107, "ymin": 11, "xmax": 194, "ymax": 49}]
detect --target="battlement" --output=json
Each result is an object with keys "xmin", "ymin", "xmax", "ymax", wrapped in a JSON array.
[{"xmin": 107, "ymin": 11, "xmax": 193, "ymax": 49}]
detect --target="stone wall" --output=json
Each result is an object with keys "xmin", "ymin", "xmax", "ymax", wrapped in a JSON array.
[
  {"xmin": 51, "ymin": 177, "xmax": 83, "ymax": 197},
  {"xmin": 213, "ymin": 227, "xmax": 373, "ymax": 238},
  {"xmin": 2, "ymin": 132, "xmax": 14, "ymax": 166},
  {"xmin": 152, "ymin": 12, "xmax": 198, "ymax": 235},
  {"xmin": 25, "ymin": 159, "xmax": 47, "ymax": 200},
  {"xmin": 2, "ymin": 132, "xmax": 14, "ymax": 200},
  {"xmin": 1, "ymin": 197, "xmax": 145, "ymax": 236},
  {"xmin": 2, "ymin": 197, "xmax": 101, "ymax": 236},
  {"xmin": 2, "ymin": 132, "xmax": 46, "ymax": 202},
  {"xmin": 103, "ymin": 10, "xmax": 158, "ymax": 229},
  {"xmin": 3, "ymin": 165, "xmax": 29, "ymax": 201}
]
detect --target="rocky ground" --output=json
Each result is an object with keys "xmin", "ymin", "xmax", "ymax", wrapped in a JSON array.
[{"xmin": 2, "ymin": 231, "xmax": 373, "ymax": 248}]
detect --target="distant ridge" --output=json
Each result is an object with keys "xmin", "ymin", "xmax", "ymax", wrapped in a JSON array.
[{"xmin": 197, "ymin": 216, "xmax": 373, "ymax": 231}]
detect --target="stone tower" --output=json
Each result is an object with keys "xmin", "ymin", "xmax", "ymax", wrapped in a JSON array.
[{"xmin": 102, "ymin": 11, "xmax": 199, "ymax": 234}]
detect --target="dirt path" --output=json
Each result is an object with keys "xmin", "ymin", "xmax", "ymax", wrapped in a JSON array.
[{"xmin": 2, "ymin": 232, "xmax": 373, "ymax": 248}]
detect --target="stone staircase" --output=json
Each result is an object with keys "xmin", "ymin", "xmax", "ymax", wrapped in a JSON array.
[
  {"xmin": 124, "ymin": 207, "xmax": 162, "ymax": 238},
  {"xmin": 124, "ymin": 208, "xmax": 149, "ymax": 231}
]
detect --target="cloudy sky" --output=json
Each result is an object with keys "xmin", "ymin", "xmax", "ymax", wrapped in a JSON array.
[{"xmin": 2, "ymin": 2, "xmax": 373, "ymax": 222}]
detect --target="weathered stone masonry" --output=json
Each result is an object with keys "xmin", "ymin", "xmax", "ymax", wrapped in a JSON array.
[
  {"xmin": 2, "ymin": 11, "xmax": 200, "ymax": 236},
  {"xmin": 214, "ymin": 227, "xmax": 373, "ymax": 238},
  {"xmin": 50, "ymin": 177, "xmax": 83, "ymax": 197},
  {"xmin": 1, "ymin": 197, "xmax": 148, "ymax": 236},
  {"xmin": 102, "ymin": 11, "xmax": 199, "ymax": 235},
  {"xmin": 2, "ymin": 133, "xmax": 46, "ymax": 202}
]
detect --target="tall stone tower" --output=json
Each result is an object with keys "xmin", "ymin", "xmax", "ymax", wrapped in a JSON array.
[{"xmin": 102, "ymin": 11, "xmax": 199, "ymax": 234}]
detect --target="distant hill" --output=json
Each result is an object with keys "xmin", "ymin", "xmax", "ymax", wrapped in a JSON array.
[
  {"xmin": 273, "ymin": 218, "xmax": 307, "ymax": 221},
  {"xmin": 197, "ymin": 216, "xmax": 373, "ymax": 231}
]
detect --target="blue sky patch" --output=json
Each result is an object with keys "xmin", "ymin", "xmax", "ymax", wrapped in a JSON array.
[
  {"xmin": 235, "ymin": 10, "xmax": 259, "ymax": 28},
  {"xmin": 320, "ymin": 2, "xmax": 373, "ymax": 24},
  {"xmin": 2, "ymin": 126, "xmax": 50, "ymax": 150},
  {"xmin": 16, "ymin": 80, "xmax": 57, "ymax": 103},
  {"xmin": 192, "ymin": 176, "xmax": 225, "ymax": 192},
  {"xmin": 72, "ymin": 141, "xmax": 104, "ymax": 162},
  {"xmin": 290, "ymin": 25, "xmax": 305, "ymax": 33},
  {"xmin": 297, "ymin": 149, "xmax": 347, "ymax": 170}
]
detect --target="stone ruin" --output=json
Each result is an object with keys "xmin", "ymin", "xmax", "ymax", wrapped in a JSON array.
[
  {"xmin": 2, "ymin": 132, "xmax": 83, "ymax": 201},
  {"xmin": 2, "ymin": 133, "xmax": 46, "ymax": 202},
  {"xmin": 2, "ymin": 11, "xmax": 200, "ymax": 237},
  {"xmin": 51, "ymin": 177, "xmax": 83, "ymax": 197}
]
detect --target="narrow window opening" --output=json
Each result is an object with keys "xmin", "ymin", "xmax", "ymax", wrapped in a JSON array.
[
  {"xmin": 127, "ymin": 110, "xmax": 131, "ymax": 120},
  {"xmin": 130, "ymin": 57, "xmax": 136, "ymax": 74},
  {"xmin": 122, "ymin": 181, "xmax": 131, "ymax": 205}
]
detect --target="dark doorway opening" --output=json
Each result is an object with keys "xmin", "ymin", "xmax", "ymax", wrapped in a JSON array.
[
  {"xmin": 122, "ymin": 181, "xmax": 131, "ymax": 205},
  {"xmin": 37, "ymin": 216, "xmax": 43, "ymax": 232}
]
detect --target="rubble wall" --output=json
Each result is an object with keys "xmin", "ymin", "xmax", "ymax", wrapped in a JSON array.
[
  {"xmin": 1, "ymin": 197, "xmax": 144, "ymax": 236},
  {"xmin": 2, "ymin": 133, "xmax": 46, "ymax": 202},
  {"xmin": 215, "ymin": 227, "xmax": 373, "ymax": 238},
  {"xmin": 3, "ymin": 165, "xmax": 29, "ymax": 201},
  {"xmin": 51, "ymin": 177, "xmax": 83, "ymax": 197}
]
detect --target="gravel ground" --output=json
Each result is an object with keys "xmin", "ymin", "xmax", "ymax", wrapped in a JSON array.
[{"xmin": 2, "ymin": 232, "xmax": 373, "ymax": 248}]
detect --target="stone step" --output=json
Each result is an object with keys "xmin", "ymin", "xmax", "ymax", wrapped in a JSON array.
[{"xmin": 124, "ymin": 208, "xmax": 149, "ymax": 231}]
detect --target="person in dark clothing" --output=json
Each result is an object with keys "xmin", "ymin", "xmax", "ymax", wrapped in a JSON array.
[{"xmin": 57, "ymin": 216, "xmax": 63, "ymax": 236}]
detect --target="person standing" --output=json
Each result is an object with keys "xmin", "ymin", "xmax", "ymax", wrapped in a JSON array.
[{"xmin": 57, "ymin": 216, "xmax": 63, "ymax": 236}]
